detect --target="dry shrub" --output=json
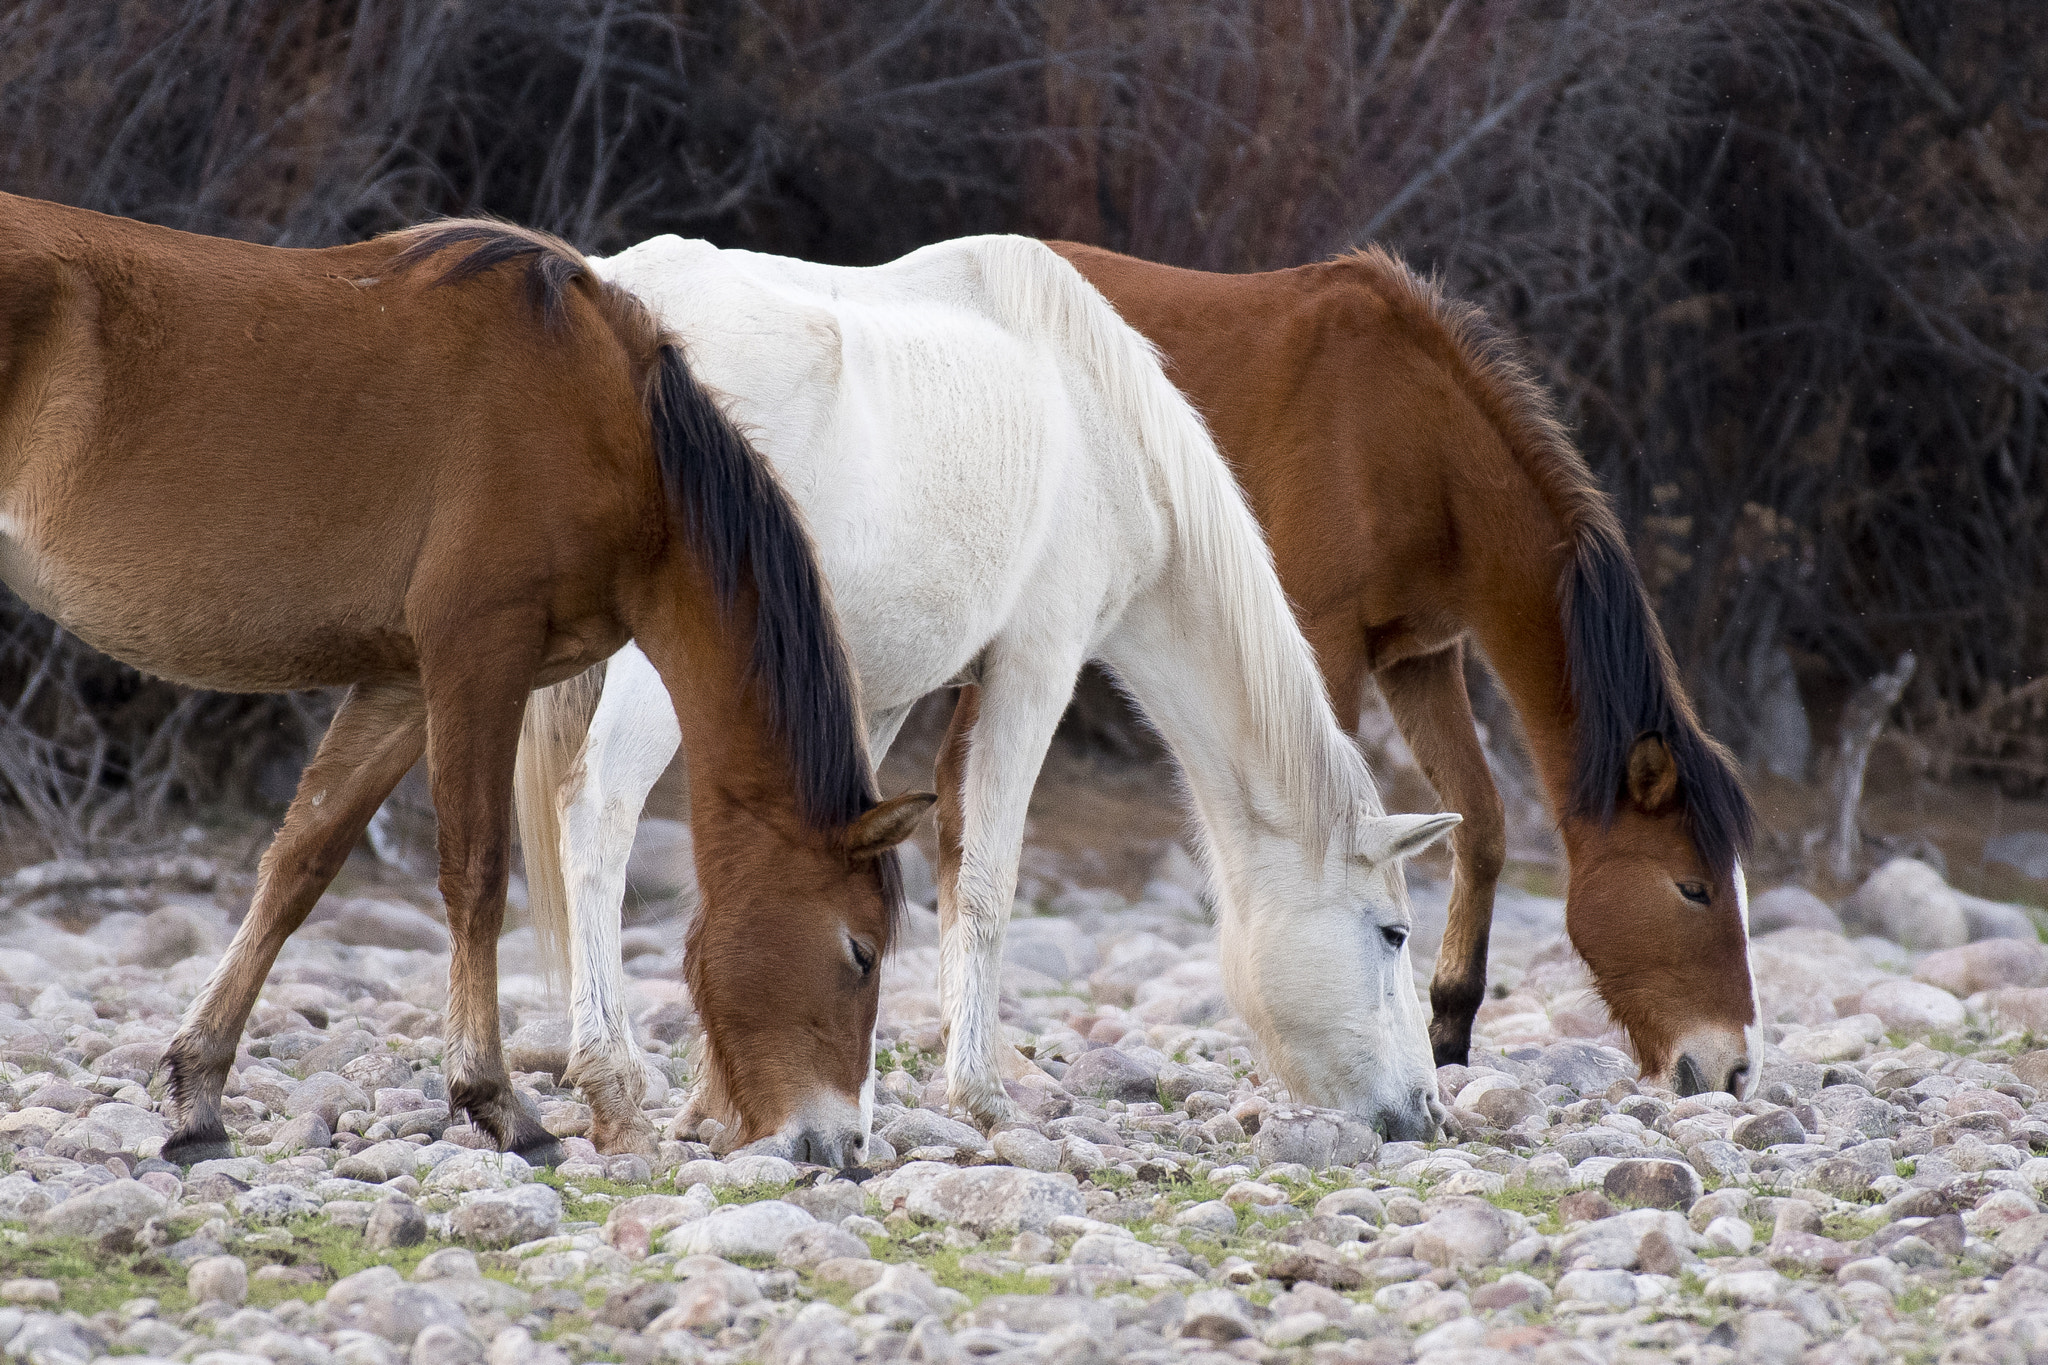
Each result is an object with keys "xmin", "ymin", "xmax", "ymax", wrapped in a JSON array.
[{"xmin": 0, "ymin": 0, "xmax": 2039, "ymax": 847}]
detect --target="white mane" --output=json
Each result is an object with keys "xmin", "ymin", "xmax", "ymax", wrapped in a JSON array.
[{"xmin": 970, "ymin": 236, "xmax": 1381, "ymax": 848}]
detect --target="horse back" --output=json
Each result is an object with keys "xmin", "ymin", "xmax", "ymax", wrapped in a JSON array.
[
  {"xmin": 0, "ymin": 193, "xmax": 661, "ymax": 691},
  {"xmin": 1052, "ymin": 242, "xmax": 1571, "ymax": 661}
]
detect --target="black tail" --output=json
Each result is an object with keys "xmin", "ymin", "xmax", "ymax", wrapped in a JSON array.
[{"xmin": 1563, "ymin": 526, "xmax": 1755, "ymax": 871}]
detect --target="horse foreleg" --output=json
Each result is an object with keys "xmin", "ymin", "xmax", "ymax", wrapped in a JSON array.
[
  {"xmin": 161, "ymin": 680, "xmax": 426, "ymax": 1164},
  {"xmin": 423, "ymin": 624, "xmax": 563, "ymax": 1165},
  {"xmin": 932, "ymin": 685, "xmax": 980, "ymax": 1038},
  {"xmin": 1377, "ymin": 643, "xmax": 1507, "ymax": 1068},
  {"xmin": 941, "ymin": 652, "xmax": 1077, "ymax": 1127},
  {"xmin": 561, "ymin": 645, "xmax": 679, "ymax": 1157}
]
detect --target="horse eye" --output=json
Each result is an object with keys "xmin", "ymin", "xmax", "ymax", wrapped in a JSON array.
[
  {"xmin": 1380, "ymin": 925, "xmax": 1408, "ymax": 951},
  {"xmin": 1678, "ymin": 881, "xmax": 1711, "ymax": 906},
  {"xmin": 848, "ymin": 937, "xmax": 876, "ymax": 975}
]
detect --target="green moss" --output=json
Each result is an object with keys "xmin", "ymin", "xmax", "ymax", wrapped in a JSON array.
[
  {"xmin": 0, "ymin": 1235, "xmax": 193, "ymax": 1317},
  {"xmin": 1481, "ymin": 1183, "xmax": 1564, "ymax": 1234},
  {"xmin": 710, "ymin": 1181, "xmax": 798, "ymax": 1208}
]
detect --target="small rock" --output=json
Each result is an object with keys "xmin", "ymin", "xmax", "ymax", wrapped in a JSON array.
[
  {"xmin": 1058, "ymin": 1048, "xmax": 1161, "ymax": 1103},
  {"xmin": 1986, "ymin": 831, "xmax": 2048, "ymax": 881},
  {"xmin": 597, "ymin": 1281, "xmax": 676, "ymax": 1331},
  {"xmin": 1857, "ymin": 979, "xmax": 1965, "ymax": 1033},
  {"xmin": 1604, "ymin": 1158, "xmax": 1703, "ymax": 1210},
  {"xmin": 1917, "ymin": 938, "xmax": 2047, "ymax": 995},
  {"xmin": 1411, "ymin": 1195, "xmax": 1519, "ymax": 1268},
  {"xmin": 663, "ymin": 1200, "xmax": 815, "ymax": 1258},
  {"xmin": 504, "ymin": 1021, "xmax": 570, "ymax": 1080},
  {"xmin": 411, "ymin": 1324, "xmax": 485, "ymax": 1365},
  {"xmin": 1251, "ymin": 1105, "xmax": 1378, "ymax": 1168},
  {"xmin": 992, "ymin": 1128, "xmax": 1061, "ymax": 1172},
  {"xmin": 188, "ymin": 1256, "xmax": 248, "ymax": 1306},
  {"xmin": 329, "ymin": 899, "xmax": 451, "ymax": 953},
  {"xmin": 1842, "ymin": 858, "xmax": 1968, "ymax": 951},
  {"xmin": 1174, "ymin": 1201, "xmax": 1239, "ymax": 1236},
  {"xmin": 867, "ymin": 1162, "xmax": 1085, "ymax": 1235},
  {"xmin": 1732, "ymin": 1109, "xmax": 1807, "ymax": 1150},
  {"xmin": 1749, "ymin": 887, "xmax": 1843, "ymax": 936},
  {"xmin": 1180, "ymin": 1288, "xmax": 1255, "ymax": 1343},
  {"xmin": 450, "ymin": 1185, "xmax": 562, "ymax": 1247},
  {"xmin": 880, "ymin": 1109, "xmax": 988, "ymax": 1156},
  {"xmin": 283, "ymin": 1072, "xmax": 370, "ymax": 1128},
  {"xmin": 36, "ymin": 1179, "xmax": 167, "ymax": 1239},
  {"xmin": 369, "ymin": 1199, "xmax": 428, "ymax": 1250}
]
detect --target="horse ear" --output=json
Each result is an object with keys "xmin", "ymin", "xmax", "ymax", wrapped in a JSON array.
[
  {"xmin": 1626, "ymin": 733, "xmax": 1681, "ymax": 813},
  {"xmin": 845, "ymin": 792, "xmax": 937, "ymax": 862},
  {"xmin": 1354, "ymin": 811, "xmax": 1461, "ymax": 866}
]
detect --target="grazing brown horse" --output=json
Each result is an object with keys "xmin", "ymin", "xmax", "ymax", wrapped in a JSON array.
[
  {"xmin": 940, "ymin": 243, "xmax": 1759, "ymax": 1097},
  {"xmin": 0, "ymin": 194, "xmax": 923, "ymax": 1165}
]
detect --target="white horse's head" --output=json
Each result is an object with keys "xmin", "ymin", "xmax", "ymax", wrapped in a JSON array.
[{"xmin": 1218, "ymin": 810, "xmax": 1459, "ymax": 1141}]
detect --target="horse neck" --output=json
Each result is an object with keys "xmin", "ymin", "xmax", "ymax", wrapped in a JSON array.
[
  {"xmin": 1461, "ymin": 530, "xmax": 1583, "ymax": 826},
  {"xmin": 1103, "ymin": 537, "xmax": 1373, "ymax": 915}
]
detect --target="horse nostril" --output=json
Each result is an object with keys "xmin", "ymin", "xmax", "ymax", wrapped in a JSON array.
[
  {"xmin": 1727, "ymin": 1063, "xmax": 1750, "ymax": 1097},
  {"xmin": 1673, "ymin": 1055, "xmax": 1705, "ymax": 1097}
]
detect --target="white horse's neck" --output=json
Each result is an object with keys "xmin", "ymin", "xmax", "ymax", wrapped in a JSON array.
[{"xmin": 1103, "ymin": 554, "xmax": 1379, "ymax": 915}]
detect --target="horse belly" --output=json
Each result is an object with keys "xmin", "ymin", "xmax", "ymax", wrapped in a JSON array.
[{"xmin": 0, "ymin": 505, "xmax": 413, "ymax": 692}]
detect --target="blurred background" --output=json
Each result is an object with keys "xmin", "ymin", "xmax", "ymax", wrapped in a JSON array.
[{"xmin": 0, "ymin": 0, "xmax": 2041, "ymax": 904}]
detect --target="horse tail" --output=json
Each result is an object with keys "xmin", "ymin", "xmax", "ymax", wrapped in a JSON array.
[
  {"xmin": 513, "ymin": 664, "xmax": 607, "ymax": 995},
  {"xmin": 967, "ymin": 235, "xmax": 1367, "ymax": 848}
]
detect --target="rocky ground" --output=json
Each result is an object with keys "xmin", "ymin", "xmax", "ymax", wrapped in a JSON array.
[{"xmin": 0, "ymin": 829, "xmax": 2045, "ymax": 1365}]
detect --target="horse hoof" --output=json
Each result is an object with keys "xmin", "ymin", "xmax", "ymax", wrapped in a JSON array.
[
  {"xmin": 161, "ymin": 1126, "xmax": 233, "ymax": 1166},
  {"xmin": 507, "ymin": 1114, "xmax": 566, "ymax": 1168},
  {"xmin": 592, "ymin": 1119, "xmax": 659, "ymax": 1159}
]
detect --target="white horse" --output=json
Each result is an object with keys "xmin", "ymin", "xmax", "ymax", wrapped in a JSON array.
[{"xmin": 514, "ymin": 234, "xmax": 1456, "ymax": 1161}]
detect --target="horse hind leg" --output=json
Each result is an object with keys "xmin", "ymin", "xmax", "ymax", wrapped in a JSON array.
[
  {"xmin": 161, "ymin": 680, "xmax": 426, "ymax": 1164},
  {"xmin": 558, "ymin": 645, "xmax": 680, "ymax": 1156},
  {"xmin": 1376, "ymin": 643, "xmax": 1507, "ymax": 1067},
  {"xmin": 422, "ymin": 616, "xmax": 564, "ymax": 1165}
]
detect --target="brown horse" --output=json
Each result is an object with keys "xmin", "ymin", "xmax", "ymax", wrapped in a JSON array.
[
  {"xmin": 940, "ymin": 243, "xmax": 1758, "ymax": 1097},
  {"xmin": 0, "ymin": 194, "xmax": 924, "ymax": 1165}
]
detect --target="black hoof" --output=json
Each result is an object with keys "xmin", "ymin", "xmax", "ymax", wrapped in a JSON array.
[
  {"xmin": 161, "ymin": 1125, "xmax": 233, "ymax": 1167},
  {"xmin": 1431, "ymin": 1035, "xmax": 1472, "ymax": 1068},
  {"xmin": 507, "ymin": 1114, "xmax": 565, "ymax": 1168}
]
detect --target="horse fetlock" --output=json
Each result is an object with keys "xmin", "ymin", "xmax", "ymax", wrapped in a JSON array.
[
  {"xmin": 590, "ymin": 1110, "xmax": 659, "ymax": 1159},
  {"xmin": 160, "ymin": 1119, "xmax": 233, "ymax": 1167}
]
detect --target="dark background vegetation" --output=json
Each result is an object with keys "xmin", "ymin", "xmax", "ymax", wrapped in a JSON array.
[{"xmin": 0, "ymin": 0, "xmax": 2042, "ymax": 854}]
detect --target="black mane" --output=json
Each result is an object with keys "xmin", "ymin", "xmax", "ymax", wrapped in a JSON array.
[
  {"xmin": 1563, "ymin": 523, "xmax": 1755, "ymax": 870},
  {"xmin": 389, "ymin": 220, "xmax": 889, "ymax": 872}
]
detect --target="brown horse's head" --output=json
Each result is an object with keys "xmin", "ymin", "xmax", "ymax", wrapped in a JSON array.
[
  {"xmin": 1562, "ymin": 733, "xmax": 1759, "ymax": 1097},
  {"xmin": 686, "ymin": 792, "xmax": 934, "ymax": 1165},
  {"xmin": 1555, "ymin": 524, "xmax": 1759, "ymax": 1098}
]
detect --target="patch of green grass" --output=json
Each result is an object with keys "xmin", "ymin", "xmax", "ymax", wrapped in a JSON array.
[
  {"xmin": 531, "ymin": 1170, "xmax": 673, "ymax": 1221},
  {"xmin": 1483, "ymin": 1183, "xmax": 1564, "ymax": 1234},
  {"xmin": 906, "ymin": 1244, "xmax": 1052, "ymax": 1302},
  {"xmin": 710, "ymin": 1180, "xmax": 798, "ymax": 1208},
  {"xmin": 0, "ymin": 1234, "xmax": 193, "ymax": 1317}
]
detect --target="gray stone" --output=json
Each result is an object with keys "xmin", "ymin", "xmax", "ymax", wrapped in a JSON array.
[
  {"xmin": 411, "ymin": 1324, "xmax": 485, "ymax": 1365},
  {"xmin": 625, "ymin": 819, "xmax": 696, "ymax": 901},
  {"xmin": 1987, "ymin": 831, "xmax": 2048, "ymax": 882},
  {"xmin": 36, "ymin": 1179, "xmax": 167, "ymax": 1239},
  {"xmin": 1180, "ymin": 1289, "xmax": 1255, "ymax": 1343},
  {"xmin": 0, "ymin": 1175, "xmax": 53, "ymax": 1224},
  {"xmin": 782, "ymin": 1181, "xmax": 865, "ymax": 1224},
  {"xmin": 188, "ymin": 1255, "xmax": 248, "ymax": 1306},
  {"xmin": 283, "ymin": 1073, "xmax": 369, "ymax": 1128},
  {"xmin": 991, "ymin": 1128, "xmax": 1061, "ymax": 1172},
  {"xmin": 1528, "ymin": 1041, "xmax": 1636, "ymax": 1094},
  {"xmin": 1962, "ymin": 893, "xmax": 2041, "ymax": 944},
  {"xmin": 1748, "ymin": 887, "xmax": 1843, "ymax": 936},
  {"xmin": 1471, "ymin": 1087, "xmax": 1545, "ymax": 1129},
  {"xmin": 329, "ymin": 899, "xmax": 450, "ymax": 953},
  {"xmin": 327, "ymin": 1266, "xmax": 467, "ymax": 1345},
  {"xmin": 449, "ymin": 1185, "xmax": 561, "ymax": 1247},
  {"xmin": 337, "ymin": 1141, "xmax": 428, "ymax": 1184},
  {"xmin": 663, "ymin": 1200, "xmax": 815, "ymax": 1258},
  {"xmin": 504, "ymin": 1021, "xmax": 570, "ymax": 1080},
  {"xmin": 1058, "ymin": 1048, "xmax": 1161, "ymax": 1103},
  {"xmin": 778, "ymin": 1223, "xmax": 868, "ymax": 1270},
  {"xmin": 369, "ymin": 1199, "xmax": 428, "ymax": 1250},
  {"xmin": 1251, "ymin": 1106, "xmax": 1378, "ymax": 1169},
  {"xmin": 1313, "ymin": 1187, "xmax": 1385, "ymax": 1225},
  {"xmin": 1842, "ymin": 858, "xmax": 1968, "ymax": 951},
  {"xmin": 1732, "ymin": 1110, "xmax": 1807, "ymax": 1150},
  {"xmin": 597, "ymin": 1282, "xmax": 676, "ymax": 1331},
  {"xmin": 880, "ymin": 1108, "xmax": 988, "ymax": 1155},
  {"xmin": 121, "ymin": 903, "xmax": 222, "ymax": 968},
  {"xmin": 867, "ymin": 1161, "xmax": 1085, "ymax": 1235},
  {"xmin": 1174, "ymin": 1201, "xmax": 1239, "ymax": 1236},
  {"xmin": 270, "ymin": 1112, "xmax": 332, "ymax": 1155},
  {"xmin": 1603, "ymin": 1158, "xmax": 1703, "ymax": 1210},
  {"xmin": 1411, "ymin": 1195, "xmax": 1519, "ymax": 1268},
  {"xmin": 233, "ymin": 1186, "xmax": 322, "ymax": 1225}
]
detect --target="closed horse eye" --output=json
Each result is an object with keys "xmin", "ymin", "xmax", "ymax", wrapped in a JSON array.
[
  {"xmin": 1678, "ymin": 881, "xmax": 1711, "ymax": 906},
  {"xmin": 1380, "ymin": 925, "xmax": 1408, "ymax": 951},
  {"xmin": 847, "ymin": 936, "xmax": 876, "ymax": 975}
]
